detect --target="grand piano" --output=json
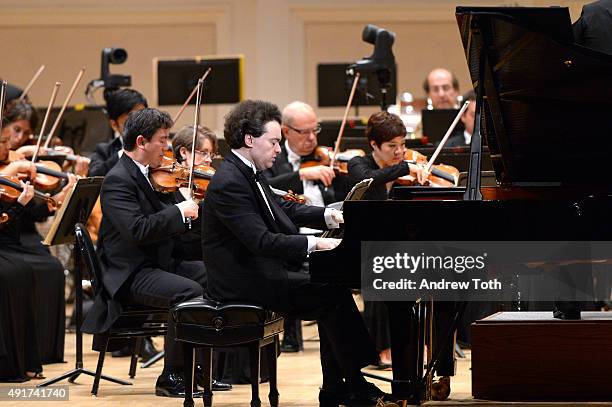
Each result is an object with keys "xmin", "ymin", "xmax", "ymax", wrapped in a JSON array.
[{"xmin": 310, "ymin": 6, "xmax": 612, "ymax": 404}]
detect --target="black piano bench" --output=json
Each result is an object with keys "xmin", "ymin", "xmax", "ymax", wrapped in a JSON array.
[{"xmin": 171, "ymin": 298, "xmax": 284, "ymax": 407}]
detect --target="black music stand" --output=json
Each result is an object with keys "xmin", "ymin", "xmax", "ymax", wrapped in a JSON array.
[{"xmin": 37, "ymin": 177, "xmax": 128, "ymax": 388}]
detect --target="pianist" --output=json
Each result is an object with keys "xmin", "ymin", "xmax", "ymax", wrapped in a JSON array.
[
  {"xmin": 201, "ymin": 99, "xmax": 388, "ymax": 406},
  {"xmin": 445, "ymin": 90, "xmax": 476, "ymax": 147}
]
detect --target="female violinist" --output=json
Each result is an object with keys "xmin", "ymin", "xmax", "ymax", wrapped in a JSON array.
[
  {"xmin": 157, "ymin": 124, "xmax": 217, "ymax": 261},
  {"xmin": 0, "ymin": 113, "xmax": 76, "ymax": 366},
  {"xmin": 0, "ymin": 131, "xmax": 57, "ymax": 380},
  {"xmin": 0, "ymin": 169, "xmax": 44, "ymax": 382},
  {"xmin": 3, "ymin": 99, "xmax": 90, "ymax": 176},
  {"xmin": 347, "ymin": 111, "xmax": 427, "ymax": 201}
]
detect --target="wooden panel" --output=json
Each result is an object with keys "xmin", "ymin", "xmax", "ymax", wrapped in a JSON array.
[{"xmin": 472, "ymin": 311, "xmax": 612, "ymax": 401}]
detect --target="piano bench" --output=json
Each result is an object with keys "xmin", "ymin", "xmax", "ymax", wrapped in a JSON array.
[{"xmin": 171, "ymin": 299, "xmax": 284, "ymax": 407}]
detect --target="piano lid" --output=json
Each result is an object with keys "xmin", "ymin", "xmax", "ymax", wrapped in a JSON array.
[{"xmin": 456, "ymin": 7, "xmax": 612, "ymax": 187}]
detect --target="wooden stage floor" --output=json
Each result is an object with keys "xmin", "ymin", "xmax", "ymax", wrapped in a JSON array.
[{"xmin": 1, "ymin": 322, "xmax": 610, "ymax": 407}]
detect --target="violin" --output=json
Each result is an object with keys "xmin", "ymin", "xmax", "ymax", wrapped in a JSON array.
[
  {"xmin": 300, "ymin": 146, "xmax": 365, "ymax": 175},
  {"xmin": 150, "ymin": 156, "xmax": 215, "ymax": 200},
  {"xmin": 0, "ymin": 159, "xmax": 70, "ymax": 191},
  {"xmin": 397, "ymin": 148, "xmax": 460, "ymax": 187},
  {"xmin": 0, "ymin": 174, "xmax": 58, "ymax": 209}
]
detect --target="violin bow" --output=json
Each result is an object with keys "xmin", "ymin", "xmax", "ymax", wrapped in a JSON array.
[
  {"xmin": 44, "ymin": 68, "xmax": 85, "ymax": 149},
  {"xmin": 330, "ymin": 71, "xmax": 360, "ymax": 169},
  {"xmin": 423, "ymin": 100, "xmax": 470, "ymax": 174},
  {"xmin": 19, "ymin": 65, "xmax": 45, "ymax": 101},
  {"xmin": 172, "ymin": 68, "xmax": 211, "ymax": 124},
  {"xmin": 0, "ymin": 81, "xmax": 7, "ymax": 129},
  {"xmin": 31, "ymin": 82, "xmax": 61, "ymax": 164},
  {"xmin": 187, "ymin": 78, "xmax": 204, "ymax": 195}
]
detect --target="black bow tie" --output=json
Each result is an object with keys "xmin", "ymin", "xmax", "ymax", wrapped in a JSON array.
[{"xmin": 253, "ymin": 171, "xmax": 262, "ymax": 181}]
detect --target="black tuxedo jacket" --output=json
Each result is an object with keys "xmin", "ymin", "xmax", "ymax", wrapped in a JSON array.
[
  {"xmin": 202, "ymin": 152, "xmax": 326, "ymax": 311},
  {"xmin": 88, "ymin": 137, "xmax": 122, "ymax": 177},
  {"xmin": 263, "ymin": 144, "xmax": 347, "ymax": 205},
  {"xmin": 82, "ymin": 154, "xmax": 186, "ymax": 333},
  {"xmin": 347, "ymin": 154, "xmax": 410, "ymax": 201}
]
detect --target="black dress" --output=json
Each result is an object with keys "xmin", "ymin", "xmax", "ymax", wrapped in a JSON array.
[
  {"xmin": 0, "ymin": 201, "xmax": 65, "ymax": 364},
  {"xmin": 0, "ymin": 202, "xmax": 43, "ymax": 382}
]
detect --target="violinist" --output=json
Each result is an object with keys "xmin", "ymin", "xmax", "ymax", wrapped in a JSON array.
[
  {"xmin": 4, "ymin": 99, "xmax": 90, "ymax": 177},
  {"xmin": 347, "ymin": 111, "xmax": 426, "ymax": 201},
  {"xmin": 264, "ymin": 101, "xmax": 347, "ymax": 207},
  {"xmin": 0, "ymin": 156, "xmax": 44, "ymax": 382},
  {"xmin": 87, "ymin": 88, "xmax": 147, "ymax": 177},
  {"xmin": 348, "ymin": 111, "xmax": 455, "ymax": 400},
  {"xmin": 81, "ymin": 108, "xmax": 209, "ymax": 398},
  {"xmin": 162, "ymin": 124, "xmax": 217, "ymax": 262},
  {"xmin": 0, "ymin": 129, "xmax": 71, "ymax": 369}
]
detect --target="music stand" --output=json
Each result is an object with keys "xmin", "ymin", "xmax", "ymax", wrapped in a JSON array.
[{"xmin": 37, "ymin": 177, "xmax": 128, "ymax": 388}]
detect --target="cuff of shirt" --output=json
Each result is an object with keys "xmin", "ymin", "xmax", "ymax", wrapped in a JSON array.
[
  {"xmin": 118, "ymin": 149, "xmax": 124, "ymax": 158},
  {"xmin": 175, "ymin": 203, "xmax": 186, "ymax": 222},
  {"xmin": 324, "ymin": 208, "xmax": 340, "ymax": 229},
  {"xmin": 307, "ymin": 235, "xmax": 317, "ymax": 254}
]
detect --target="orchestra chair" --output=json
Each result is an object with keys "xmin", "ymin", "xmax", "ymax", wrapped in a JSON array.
[
  {"xmin": 171, "ymin": 299, "xmax": 284, "ymax": 407},
  {"xmin": 74, "ymin": 223, "xmax": 169, "ymax": 396}
]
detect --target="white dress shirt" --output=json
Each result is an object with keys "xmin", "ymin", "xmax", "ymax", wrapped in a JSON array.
[{"xmin": 285, "ymin": 141, "xmax": 325, "ymax": 207}]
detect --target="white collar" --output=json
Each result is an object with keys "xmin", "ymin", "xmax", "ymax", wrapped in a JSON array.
[
  {"xmin": 231, "ymin": 149, "xmax": 257, "ymax": 174},
  {"xmin": 284, "ymin": 140, "xmax": 301, "ymax": 165},
  {"xmin": 127, "ymin": 154, "xmax": 149, "ymax": 177},
  {"xmin": 463, "ymin": 130, "xmax": 472, "ymax": 145}
]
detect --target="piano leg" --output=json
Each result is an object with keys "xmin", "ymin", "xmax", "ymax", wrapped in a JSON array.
[{"xmin": 387, "ymin": 302, "xmax": 419, "ymax": 402}]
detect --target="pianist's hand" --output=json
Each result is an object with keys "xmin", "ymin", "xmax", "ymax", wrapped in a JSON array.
[
  {"xmin": 408, "ymin": 163, "xmax": 430, "ymax": 185},
  {"xmin": 329, "ymin": 209, "xmax": 344, "ymax": 224},
  {"xmin": 315, "ymin": 237, "xmax": 342, "ymax": 251}
]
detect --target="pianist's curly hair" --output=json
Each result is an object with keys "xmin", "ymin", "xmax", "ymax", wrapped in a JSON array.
[
  {"xmin": 224, "ymin": 100, "xmax": 281, "ymax": 149},
  {"xmin": 365, "ymin": 111, "xmax": 406, "ymax": 148}
]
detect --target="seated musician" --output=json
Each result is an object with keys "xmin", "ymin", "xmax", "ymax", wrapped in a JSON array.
[
  {"xmin": 413, "ymin": 68, "xmax": 461, "ymax": 139},
  {"xmin": 0, "ymin": 126, "xmax": 76, "ymax": 370},
  {"xmin": 0, "ymin": 132, "xmax": 43, "ymax": 382},
  {"xmin": 165, "ymin": 125, "xmax": 217, "ymax": 261},
  {"xmin": 348, "ymin": 111, "xmax": 426, "ymax": 201},
  {"xmin": 263, "ymin": 101, "xmax": 347, "ymax": 206},
  {"xmin": 4, "ymin": 99, "xmax": 90, "ymax": 177},
  {"xmin": 86, "ymin": 88, "xmax": 158, "ymax": 359},
  {"xmin": 202, "ymin": 99, "xmax": 388, "ymax": 406},
  {"xmin": 573, "ymin": 0, "xmax": 612, "ymax": 55},
  {"xmin": 88, "ymin": 88, "xmax": 147, "ymax": 177},
  {"xmin": 445, "ymin": 90, "xmax": 476, "ymax": 148},
  {"xmin": 81, "ymin": 108, "xmax": 209, "ymax": 398},
  {"xmin": 348, "ymin": 111, "xmax": 455, "ymax": 400},
  {"xmin": 263, "ymin": 100, "xmax": 344, "ymax": 352}
]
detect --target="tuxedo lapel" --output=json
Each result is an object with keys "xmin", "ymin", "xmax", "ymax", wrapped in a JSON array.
[
  {"xmin": 120, "ymin": 154, "xmax": 163, "ymax": 212},
  {"xmin": 226, "ymin": 153, "xmax": 281, "ymax": 232}
]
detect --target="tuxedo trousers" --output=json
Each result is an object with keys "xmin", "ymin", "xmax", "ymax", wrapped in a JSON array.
[
  {"xmin": 118, "ymin": 260, "xmax": 206, "ymax": 370},
  {"xmin": 285, "ymin": 273, "xmax": 378, "ymax": 385}
]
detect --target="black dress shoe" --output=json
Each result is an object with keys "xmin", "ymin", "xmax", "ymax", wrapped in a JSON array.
[
  {"xmin": 194, "ymin": 365, "xmax": 233, "ymax": 391},
  {"xmin": 280, "ymin": 339, "xmax": 300, "ymax": 353},
  {"xmin": 111, "ymin": 344, "xmax": 131, "ymax": 357},
  {"xmin": 345, "ymin": 381, "xmax": 387, "ymax": 406},
  {"xmin": 212, "ymin": 380, "xmax": 232, "ymax": 391},
  {"xmin": 139, "ymin": 337, "xmax": 160, "ymax": 362},
  {"xmin": 319, "ymin": 383, "xmax": 348, "ymax": 407},
  {"xmin": 155, "ymin": 372, "xmax": 203, "ymax": 398}
]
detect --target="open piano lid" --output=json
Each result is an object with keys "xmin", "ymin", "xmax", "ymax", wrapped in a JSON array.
[{"xmin": 456, "ymin": 6, "xmax": 612, "ymax": 187}]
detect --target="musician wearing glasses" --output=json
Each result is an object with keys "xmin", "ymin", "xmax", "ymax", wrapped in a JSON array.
[{"xmin": 263, "ymin": 101, "xmax": 347, "ymax": 207}]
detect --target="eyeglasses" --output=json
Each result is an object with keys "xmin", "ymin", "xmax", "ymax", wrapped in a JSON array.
[
  {"xmin": 194, "ymin": 150, "xmax": 213, "ymax": 160},
  {"xmin": 287, "ymin": 124, "xmax": 322, "ymax": 136}
]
